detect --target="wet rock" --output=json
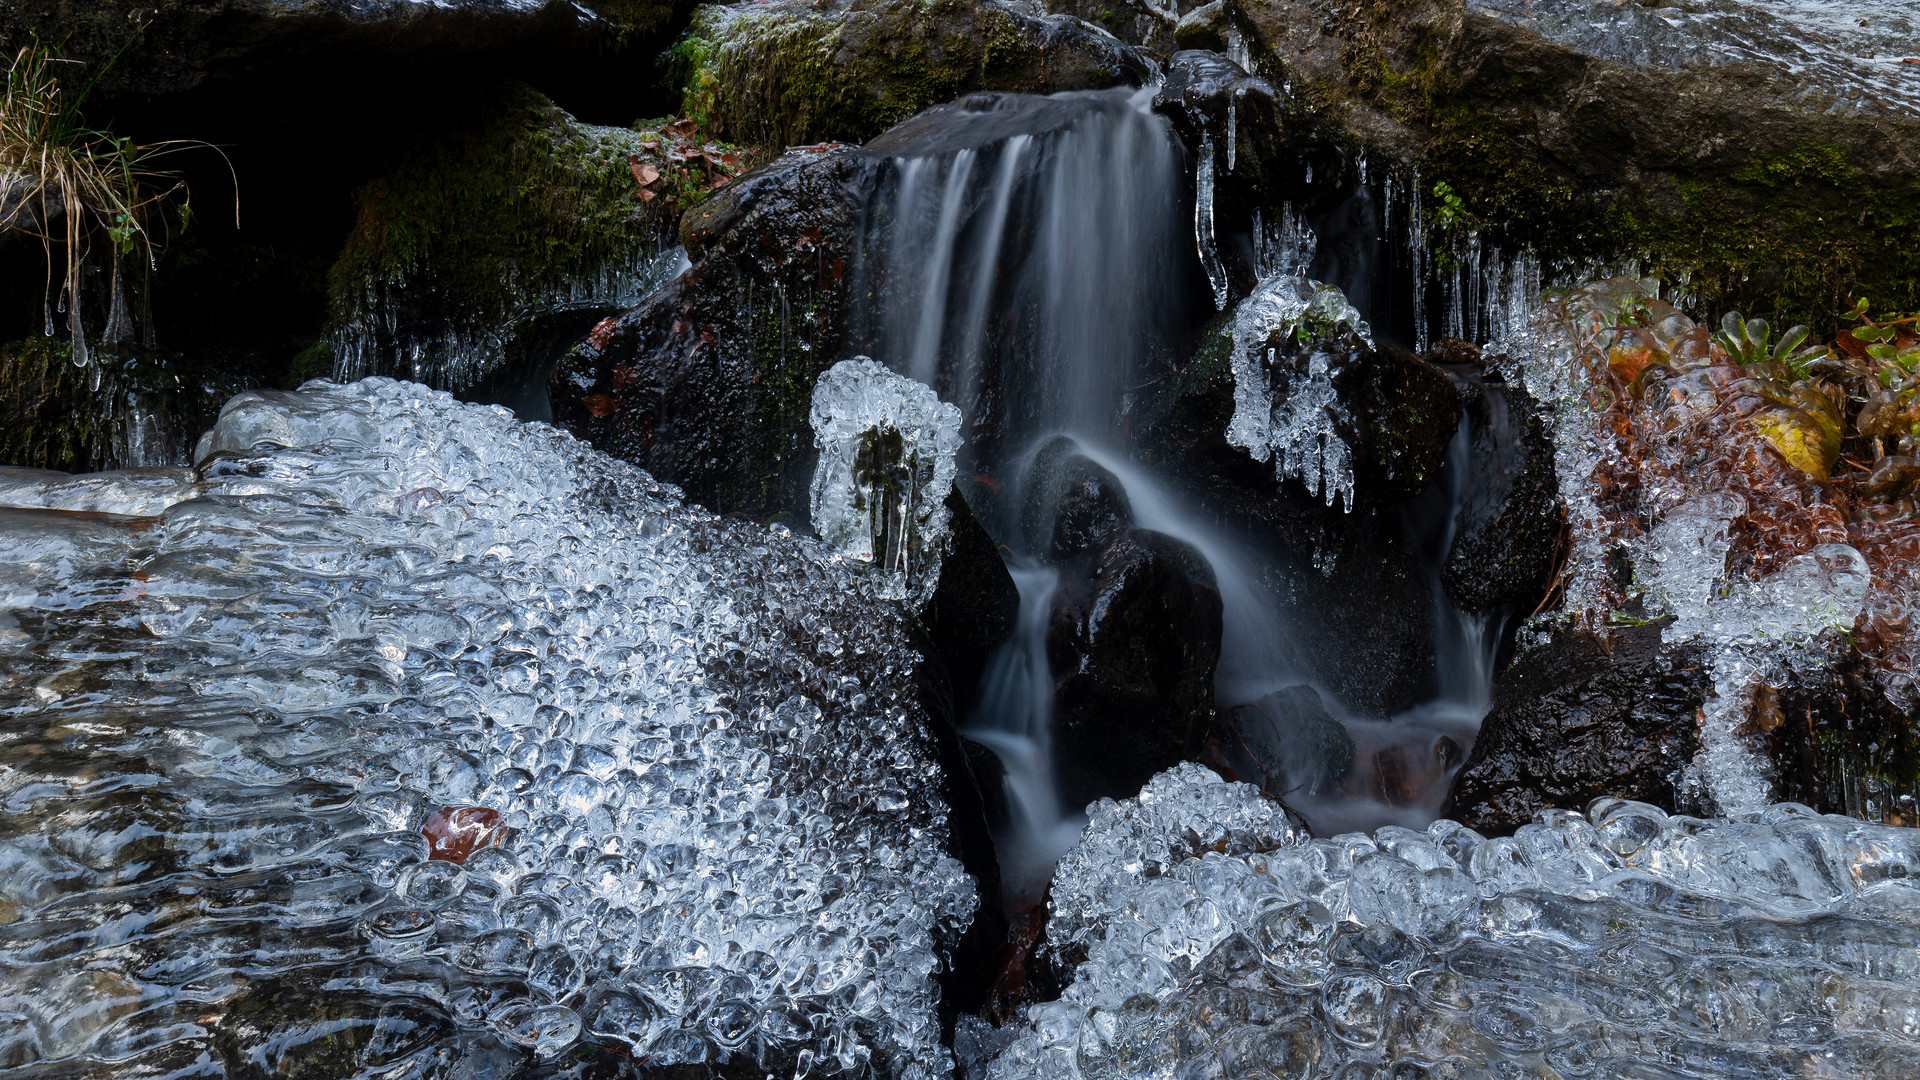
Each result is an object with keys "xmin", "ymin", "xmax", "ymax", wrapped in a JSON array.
[
  {"xmin": 0, "ymin": 171, "xmax": 64, "ymax": 245},
  {"xmin": 1048, "ymin": 527, "xmax": 1224, "ymax": 808},
  {"xmin": 551, "ymin": 146, "xmax": 883, "ymax": 521},
  {"xmin": 1228, "ymin": 683, "xmax": 1355, "ymax": 797},
  {"xmin": 676, "ymin": 0, "xmax": 1154, "ymax": 148},
  {"xmin": 924, "ymin": 488, "xmax": 1021, "ymax": 713},
  {"xmin": 1334, "ymin": 341, "xmax": 1461, "ymax": 505},
  {"xmin": 1037, "ymin": 0, "xmax": 1217, "ymax": 52},
  {"xmin": 1447, "ymin": 619, "xmax": 1711, "ymax": 835},
  {"xmin": 1, "ymin": 0, "xmax": 670, "ymax": 102},
  {"xmin": 1019, "ymin": 437, "xmax": 1134, "ymax": 564},
  {"xmin": 1438, "ymin": 354, "xmax": 1563, "ymax": 615},
  {"xmin": 1172, "ymin": 3, "xmax": 1230, "ymax": 52},
  {"xmin": 1224, "ymin": 0, "xmax": 1920, "ymax": 332},
  {"xmin": 1128, "ymin": 318, "xmax": 1438, "ymax": 717},
  {"xmin": 1765, "ymin": 639, "xmax": 1920, "ymax": 826}
]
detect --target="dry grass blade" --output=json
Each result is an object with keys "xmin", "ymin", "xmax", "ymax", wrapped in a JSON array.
[{"xmin": 1, "ymin": 40, "xmax": 232, "ymax": 366}]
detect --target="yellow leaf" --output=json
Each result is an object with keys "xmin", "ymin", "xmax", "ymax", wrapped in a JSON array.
[{"xmin": 1749, "ymin": 405, "xmax": 1839, "ymax": 481}]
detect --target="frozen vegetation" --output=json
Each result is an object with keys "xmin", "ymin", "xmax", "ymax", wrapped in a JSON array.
[
  {"xmin": 1225, "ymin": 275, "xmax": 1373, "ymax": 511},
  {"xmin": 0, "ymin": 379, "xmax": 974, "ymax": 1076},
  {"xmin": 977, "ymin": 764, "xmax": 1920, "ymax": 1079},
  {"xmin": 809, "ymin": 356, "xmax": 963, "ymax": 611}
]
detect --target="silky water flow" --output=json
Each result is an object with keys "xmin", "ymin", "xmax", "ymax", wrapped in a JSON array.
[{"xmin": 847, "ymin": 88, "xmax": 1517, "ymax": 903}]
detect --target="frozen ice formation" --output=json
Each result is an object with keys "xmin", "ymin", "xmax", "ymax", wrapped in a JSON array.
[
  {"xmin": 985, "ymin": 765, "xmax": 1920, "ymax": 1079},
  {"xmin": 1225, "ymin": 274, "xmax": 1372, "ymax": 510},
  {"xmin": 810, "ymin": 356, "xmax": 964, "ymax": 610},
  {"xmin": 1194, "ymin": 133, "xmax": 1230, "ymax": 311},
  {"xmin": 0, "ymin": 378, "xmax": 975, "ymax": 1077},
  {"xmin": 1470, "ymin": 0, "xmax": 1920, "ymax": 118}
]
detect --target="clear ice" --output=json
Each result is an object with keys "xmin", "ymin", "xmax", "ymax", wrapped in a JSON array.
[
  {"xmin": 1194, "ymin": 133, "xmax": 1231, "ymax": 312},
  {"xmin": 0, "ymin": 378, "xmax": 975, "ymax": 1077},
  {"xmin": 983, "ymin": 764, "xmax": 1920, "ymax": 1079},
  {"xmin": 809, "ymin": 356, "xmax": 964, "ymax": 611},
  {"xmin": 1224, "ymin": 274, "xmax": 1372, "ymax": 511}
]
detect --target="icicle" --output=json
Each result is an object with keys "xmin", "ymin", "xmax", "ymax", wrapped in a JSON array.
[
  {"xmin": 1195, "ymin": 134, "xmax": 1229, "ymax": 311},
  {"xmin": 1227, "ymin": 96, "xmax": 1238, "ymax": 173}
]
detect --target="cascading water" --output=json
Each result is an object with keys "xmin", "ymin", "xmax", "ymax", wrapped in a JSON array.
[{"xmin": 846, "ymin": 87, "xmax": 1529, "ymax": 896}]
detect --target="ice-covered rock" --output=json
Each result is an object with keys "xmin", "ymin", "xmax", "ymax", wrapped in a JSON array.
[
  {"xmin": 987, "ymin": 765, "xmax": 1920, "ymax": 1079},
  {"xmin": 809, "ymin": 357, "xmax": 963, "ymax": 610},
  {"xmin": 0, "ymin": 378, "xmax": 974, "ymax": 1077},
  {"xmin": 1225, "ymin": 275, "xmax": 1372, "ymax": 510}
]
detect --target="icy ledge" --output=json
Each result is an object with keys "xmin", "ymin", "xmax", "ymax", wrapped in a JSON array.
[
  {"xmin": 975, "ymin": 764, "xmax": 1920, "ymax": 1079},
  {"xmin": 0, "ymin": 378, "xmax": 974, "ymax": 1077}
]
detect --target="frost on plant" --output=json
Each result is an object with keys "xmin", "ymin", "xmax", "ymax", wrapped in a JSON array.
[
  {"xmin": 810, "ymin": 356, "xmax": 963, "ymax": 610},
  {"xmin": 1224, "ymin": 274, "xmax": 1372, "ymax": 510},
  {"xmin": 0, "ymin": 378, "xmax": 976, "ymax": 1077},
  {"xmin": 983, "ymin": 766, "xmax": 1920, "ymax": 1079}
]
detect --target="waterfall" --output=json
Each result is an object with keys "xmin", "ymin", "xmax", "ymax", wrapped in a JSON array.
[{"xmin": 848, "ymin": 87, "xmax": 1530, "ymax": 892}]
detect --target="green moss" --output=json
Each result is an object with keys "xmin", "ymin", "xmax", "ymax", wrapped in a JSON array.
[
  {"xmin": 0, "ymin": 338, "xmax": 108, "ymax": 472},
  {"xmin": 326, "ymin": 84, "xmax": 725, "ymax": 389}
]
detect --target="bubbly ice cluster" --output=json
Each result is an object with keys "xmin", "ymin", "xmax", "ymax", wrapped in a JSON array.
[
  {"xmin": 1225, "ymin": 275, "xmax": 1372, "ymax": 510},
  {"xmin": 985, "ymin": 766, "xmax": 1920, "ymax": 1079},
  {"xmin": 0, "ymin": 378, "xmax": 974, "ymax": 1077},
  {"xmin": 809, "ymin": 356, "xmax": 963, "ymax": 610}
]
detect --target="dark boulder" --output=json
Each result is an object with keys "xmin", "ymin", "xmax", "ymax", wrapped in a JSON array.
[
  {"xmin": 1127, "ymin": 318, "xmax": 1440, "ymax": 718},
  {"xmin": 923, "ymin": 488, "xmax": 1022, "ymax": 715},
  {"xmin": 1334, "ymin": 341, "xmax": 1461, "ymax": 507},
  {"xmin": 676, "ymin": 0, "xmax": 1154, "ymax": 148},
  {"xmin": 1047, "ymin": 526, "xmax": 1223, "ymax": 808},
  {"xmin": 1228, "ymin": 683, "xmax": 1355, "ymax": 798},
  {"xmin": 1438, "ymin": 353, "xmax": 1563, "ymax": 616},
  {"xmin": 1446, "ymin": 619, "xmax": 1710, "ymax": 835},
  {"xmin": 1019, "ymin": 438, "xmax": 1134, "ymax": 564},
  {"xmin": 551, "ymin": 146, "xmax": 883, "ymax": 522}
]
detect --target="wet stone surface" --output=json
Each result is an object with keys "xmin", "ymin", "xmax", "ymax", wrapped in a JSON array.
[{"xmin": 0, "ymin": 378, "xmax": 975, "ymax": 1077}]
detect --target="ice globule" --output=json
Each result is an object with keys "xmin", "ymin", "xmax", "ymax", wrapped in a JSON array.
[
  {"xmin": 984, "ymin": 765, "xmax": 1920, "ymax": 1080},
  {"xmin": 0, "ymin": 378, "xmax": 975, "ymax": 1078},
  {"xmin": 1224, "ymin": 274, "xmax": 1372, "ymax": 511},
  {"xmin": 809, "ymin": 357, "xmax": 963, "ymax": 611}
]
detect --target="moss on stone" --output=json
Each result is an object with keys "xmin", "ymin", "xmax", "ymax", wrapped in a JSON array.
[
  {"xmin": 0, "ymin": 337, "xmax": 242, "ymax": 471},
  {"xmin": 326, "ymin": 84, "xmax": 752, "ymax": 390},
  {"xmin": 0, "ymin": 337, "xmax": 108, "ymax": 472},
  {"xmin": 673, "ymin": 0, "xmax": 1146, "ymax": 148}
]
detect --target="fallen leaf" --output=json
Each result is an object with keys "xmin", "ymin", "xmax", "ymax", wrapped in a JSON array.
[
  {"xmin": 587, "ymin": 316, "xmax": 618, "ymax": 352},
  {"xmin": 422, "ymin": 806, "xmax": 508, "ymax": 864},
  {"xmin": 583, "ymin": 394, "xmax": 618, "ymax": 418},
  {"xmin": 639, "ymin": 189, "xmax": 657, "ymax": 202},
  {"xmin": 633, "ymin": 161, "xmax": 660, "ymax": 186}
]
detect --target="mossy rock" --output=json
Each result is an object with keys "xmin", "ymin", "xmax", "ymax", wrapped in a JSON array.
[
  {"xmin": 326, "ymin": 85, "xmax": 750, "ymax": 393},
  {"xmin": 1225, "ymin": 0, "xmax": 1920, "ymax": 337},
  {"xmin": 1, "ymin": 0, "xmax": 680, "ymax": 101},
  {"xmin": 0, "ymin": 338, "xmax": 242, "ymax": 472},
  {"xmin": 672, "ymin": 0, "xmax": 1153, "ymax": 148},
  {"xmin": 549, "ymin": 146, "xmax": 885, "ymax": 523}
]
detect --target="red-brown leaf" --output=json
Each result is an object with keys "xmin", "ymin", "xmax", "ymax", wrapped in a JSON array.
[{"xmin": 422, "ymin": 806, "xmax": 508, "ymax": 865}]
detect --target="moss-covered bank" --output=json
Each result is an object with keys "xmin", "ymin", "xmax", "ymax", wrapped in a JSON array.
[{"xmin": 672, "ymin": 0, "xmax": 1151, "ymax": 148}]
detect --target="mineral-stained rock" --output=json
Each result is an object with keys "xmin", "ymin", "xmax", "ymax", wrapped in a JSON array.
[
  {"xmin": 1447, "ymin": 619, "xmax": 1711, "ymax": 834},
  {"xmin": 675, "ymin": 0, "xmax": 1153, "ymax": 148},
  {"xmin": 1047, "ymin": 527, "xmax": 1224, "ymax": 809},
  {"xmin": 551, "ymin": 146, "xmax": 883, "ymax": 522}
]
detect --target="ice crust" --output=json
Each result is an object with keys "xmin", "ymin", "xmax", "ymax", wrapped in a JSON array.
[
  {"xmin": 0, "ymin": 378, "xmax": 974, "ymax": 1076},
  {"xmin": 809, "ymin": 357, "xmax": 963, "ymax": 610},
  {"xmin": 1470, "ymin": 0, "xmax": 1920, "ymax": 118},
  {"xmin": 986, "ymin": 765, "xmax": 1920, "ymax": 1079},
  {"xmin": 1225, "ymin": 275, "xmax": 1372, "ymax": 510}
]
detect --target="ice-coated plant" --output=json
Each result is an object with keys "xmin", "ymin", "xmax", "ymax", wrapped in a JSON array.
[{"xmin": 809, "ymin": 356, "xmax": 963, "ymax": 609}]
